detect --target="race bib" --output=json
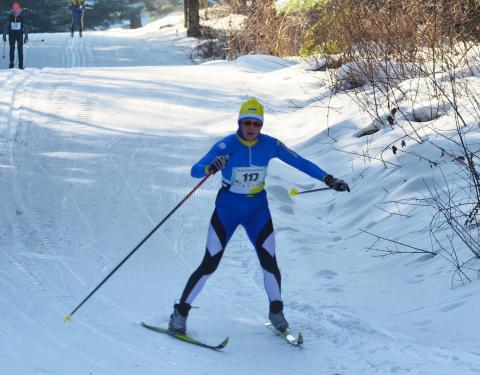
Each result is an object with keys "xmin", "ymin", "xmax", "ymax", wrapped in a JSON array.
[
  {"xmin": 10, "ymin": 22, "xmax": 21, "ymax": 31},
  {"xmin": 230, "ymin": 166, "xmax": 266, "ymax": 194}
]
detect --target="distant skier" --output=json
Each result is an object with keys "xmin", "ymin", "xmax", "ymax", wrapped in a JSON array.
[
  {"xmin": 168, "ymin": 98, "xmax": 350, "ymax": 334},
  {"xmin": 69, "ymin": 0, "xmax": 85, "ymax": 37},
  {"xmin": 3, "ymin": 2, "xmax": 28, "ymax": 69}
]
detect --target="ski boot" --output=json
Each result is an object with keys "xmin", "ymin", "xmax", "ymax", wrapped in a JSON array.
[
  {"xmin": 9, "ymin": 62, "xmax": 14, "ymax": 69},
  {"xmin": 269, "ymin": 300, "xmax": 289, "ymax": 332},
  {"xmin": 168, "ymin": 302, "xmax": 191, "ymax": 334},
  {"xmin": 19, "ymin": 63, "xmax": 23, "ymax": 70}
]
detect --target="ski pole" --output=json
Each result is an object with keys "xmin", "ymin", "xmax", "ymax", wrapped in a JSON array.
[
  {"xmin": 2, "ymin": 40, "xmax": 5, "ymax": 59},
  {"xmin": 290, "ymin": 186, "xmax": 330, "ymax": 197},
  {"xmin": 65, "ymin": 173, "xmax": 212, "ymax": 322}
]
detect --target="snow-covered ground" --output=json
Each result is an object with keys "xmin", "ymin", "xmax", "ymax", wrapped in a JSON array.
[{"xmin": 1, "ymin": 12, "xmax": 479, "ymax": 375}]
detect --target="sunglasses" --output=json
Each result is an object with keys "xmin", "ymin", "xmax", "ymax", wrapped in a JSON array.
[{"xmin": 242, "ymin": 120, "xmax": 263, "ymax": 128}]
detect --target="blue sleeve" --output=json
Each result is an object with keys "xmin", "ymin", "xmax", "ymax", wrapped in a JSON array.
[
  {"xmin": 275, "ymin": 140, "xmax": 328, "ymax": 181},
  {"xmin": 191, "ymin": 142, "xmax": 222, "ymax": 178}
]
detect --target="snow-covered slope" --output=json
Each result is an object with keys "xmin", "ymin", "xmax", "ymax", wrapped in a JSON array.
[{"xmin": 1, "ymin": 12, "xmax": 479, "ymax": 375}]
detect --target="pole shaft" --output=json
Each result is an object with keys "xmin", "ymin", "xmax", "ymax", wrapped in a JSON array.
[
  {"xmin": 298, "ymin": 187, "xmax": 330, "ymax": 195},
  {"xmin": 68, "ymin": 174, "xmax": 211, "ymax": 317}
]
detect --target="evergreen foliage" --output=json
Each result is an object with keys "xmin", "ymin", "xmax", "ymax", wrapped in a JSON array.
[
  {"xmin": 0, "ymin": 0, "xmax": 182, "ymax": 32},
  {"xmin": 0, "ymin": 0, "xmax": 70, "ymax": 32},
  {"xmin": 87, "ymin": 0, "xmax": 130, "ymax": 30}
]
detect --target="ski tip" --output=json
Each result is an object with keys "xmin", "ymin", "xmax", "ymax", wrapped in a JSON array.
[
  {"xmin": 218, "ymin": 336, "xmax": 229, "ymax": 349},
  {"xmin": 297, "ymin": 332, "xmax": 304, "ymax": 345},
  {"xmin": 64, "ymin": 314, "xmax": 73, "ymax": 322}
]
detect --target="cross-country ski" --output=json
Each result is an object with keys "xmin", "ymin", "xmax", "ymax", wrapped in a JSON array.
[
  {"xmin": 141, "ymin": 322, "xmax": 229, "ymax": 350},
  {"xmin": 265, "ymin": 322, "xmax": 303, "ymax": 347}
]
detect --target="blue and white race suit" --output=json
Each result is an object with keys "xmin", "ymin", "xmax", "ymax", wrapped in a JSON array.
[{"xmin": 179, "ymin": 131, "xmax": 329, "ymax": 305}]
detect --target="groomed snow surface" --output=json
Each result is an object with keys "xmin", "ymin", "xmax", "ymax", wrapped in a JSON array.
[{"xmin": 1, "ymin": 12, "xmax": 479, "ymax": 375}]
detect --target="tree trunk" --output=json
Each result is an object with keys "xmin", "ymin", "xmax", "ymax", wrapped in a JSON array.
[
  {"xmin": 129, "ymin": 0, "xmax": 142, "ymax": 29},
  {"xmin": 187, "ymin": 0, "xmax": 201, "ymax": 37},
  {"xmin": 130, "ymin": 12, "xmax": 142, "ymax": 29},
  {"xmin": 184, "ymin": 0, "xmax": 188, "ymax": 28}
]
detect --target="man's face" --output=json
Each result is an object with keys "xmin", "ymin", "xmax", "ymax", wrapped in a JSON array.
[{"xmin": 240, "ymin": 119, "xmax": 263, "ymax": 141}]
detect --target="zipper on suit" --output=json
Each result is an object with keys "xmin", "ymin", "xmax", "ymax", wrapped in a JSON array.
[{"xmin": 249, "ymin": 142, "xmax": 252, "ymax": 166}]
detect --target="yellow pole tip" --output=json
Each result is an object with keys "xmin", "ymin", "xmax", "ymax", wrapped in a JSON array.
[
  {"xmin": 64, "ymin": 314, "xmax": 73, "ymax": 322},
  {"xmin": 290, "ymin": 188, "xmax": 298, "ymax": 197}
]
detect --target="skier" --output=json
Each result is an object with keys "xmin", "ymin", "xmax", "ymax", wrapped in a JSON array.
[
  {"xmin": 69, "ymin": 0, "xmax": 85, "ymax": 37},
  {"xmin": 168, "ymin": 98, "xmax": 350, "ymax": 334},
  {"xmin": 3, "ymin": 2, "xmax": 28, "ymax": 69}
]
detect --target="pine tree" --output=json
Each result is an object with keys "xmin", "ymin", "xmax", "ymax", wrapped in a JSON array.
[
  {"xmin": 0, "ymin": 0, "xmax": 184, "ymax": 33},
  {"xmin": 86, "ymin": 0, "xmax": 130, "ymax": 30},
  {"xmin": 0, "ymin": 0, "xmax": 132, "ymax": 32},
  {"xmin": 0, "ymin": 0, "xmax": 70, "ymax": 32}
]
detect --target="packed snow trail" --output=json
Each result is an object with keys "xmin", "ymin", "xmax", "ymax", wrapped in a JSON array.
[
  {"xmin": 1, "ymin": 12, "xmax": 479, "ymax": 375},
  {"xmin": 4, "ymin": 14, "xmax": 190, "ymax": 69}
]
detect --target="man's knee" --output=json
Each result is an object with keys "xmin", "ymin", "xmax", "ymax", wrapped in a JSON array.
[
  {"xmin": 199, "ymin": 250, "xmax": 224, "ymax": 275},
  {"xmin": 255, "ymin": 219, "xmax": 275, "ymax": 255},
  {"xmin": 257, "ymin": 248, "xmax": 279, "ymax": 274}
]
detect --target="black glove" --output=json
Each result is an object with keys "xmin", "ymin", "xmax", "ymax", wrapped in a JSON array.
[
  {"xmin": 324, "ymin": 174, "xmax": 350, "ymax": 192},
  {"xmin": 23, "ymin": 35, "xmax": 28, "ymax": 43},
  {"xmin": 2, "ymin": 35, "xmax": 6, "ymax": 42},
  {"xmin": 208, "ymin": 155, "xmax": 228, "ymax": 174}
]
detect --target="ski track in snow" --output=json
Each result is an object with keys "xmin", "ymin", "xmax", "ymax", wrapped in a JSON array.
[{"xmin": 0, "ymin": 12, "xmax": 479, "ymax": 375}]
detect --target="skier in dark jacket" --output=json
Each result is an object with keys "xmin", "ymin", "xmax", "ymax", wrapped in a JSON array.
[
  {"xmin": 168, "ymin": 98, "xmax": 350, "ymax": 334},
  {"xmin": 3, "ymin": 2, "xmax": 28, "ymax": 69},
  {"xmin": 69, "ymin": 0, "xmax": 85, "ymax": 37}
]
